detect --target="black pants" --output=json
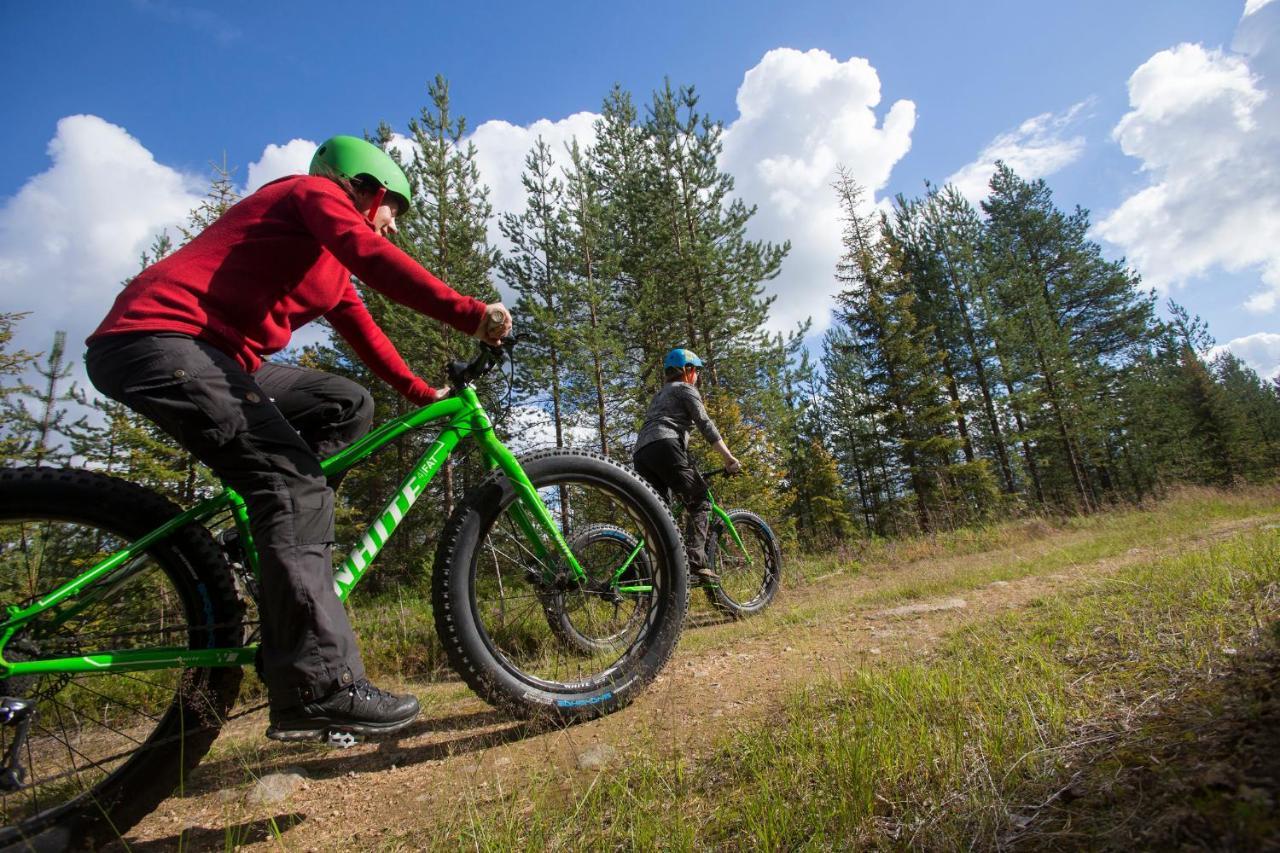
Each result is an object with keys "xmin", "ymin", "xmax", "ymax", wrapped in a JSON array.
[
  {"xmin": 632, "ymin": 439, "xmax": 711, "ymax": 570},
  {"xmin": 86, "ymin": 333, "xmax": 374, "ymax": 709}
]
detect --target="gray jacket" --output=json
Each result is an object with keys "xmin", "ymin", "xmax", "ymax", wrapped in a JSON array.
[{"xmin": 634, "ymin": 382, "xmax": 721, "ymax": 453}]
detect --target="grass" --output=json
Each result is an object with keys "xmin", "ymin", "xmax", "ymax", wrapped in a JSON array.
[
  {"xmin": 320, "ymin": 485, "xmax": 1280, "ymax": 679},
  {"xmin": 670, "ymin": 484, "xmax": 1280, "ymax": 656},
  {"xmin": 182, "ymin": 486, "xmax": 1279, "ymax": 848},
  {"xmin": 407, "ymin": 511, "xmax": 1280, "ymax": 849}
]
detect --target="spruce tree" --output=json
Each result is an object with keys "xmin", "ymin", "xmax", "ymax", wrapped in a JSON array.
[
  {"xmin": 3, "ymin": 331, "xmax": 90, "ymax": 466},
  {"xmin": 831, "ymin": 169, "xmax": 959, "ymax": 533},
  {"xmin": 0, "ymin": 313, "xmax": 37, "ymax": 465}
]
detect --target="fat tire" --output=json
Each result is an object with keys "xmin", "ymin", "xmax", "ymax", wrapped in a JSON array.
[
  {"xmin": 433, "ymin": 449, "xmax": 687, "ymax": 722},
  {"xmin": 0, "ymin": 467, "xmax": 243, "ymax": 852},
  {"xmin": 707, "ymin": 509, "xmax": 781, "ymax": 618}
]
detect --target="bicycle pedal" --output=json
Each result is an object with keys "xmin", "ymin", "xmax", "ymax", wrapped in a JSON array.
[{"xmin": 325, "ymin": 729, "xmax": 360, "ymax": 749}]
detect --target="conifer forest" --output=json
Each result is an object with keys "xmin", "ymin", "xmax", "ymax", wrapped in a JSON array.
[{"xmin": 3, "ymin": 77, "xmax": 1278, "ymax": 588}]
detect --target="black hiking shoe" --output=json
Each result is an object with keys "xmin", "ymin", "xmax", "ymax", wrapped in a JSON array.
[
  {"xmin": 266, "ymin": 679, "xmax": 420, "ymax": 742},
  {"xmin": 689, "ymin": 566, "xmax": 721, "ymax": 586}
]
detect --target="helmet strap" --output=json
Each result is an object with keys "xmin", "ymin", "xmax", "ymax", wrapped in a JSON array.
[{"xmin": 364, "ymin": 186, "xmax": 387, "ymax": 222}]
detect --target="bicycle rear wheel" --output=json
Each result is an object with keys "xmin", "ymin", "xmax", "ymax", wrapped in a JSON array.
[
  {"xmin": 0, "ymin": 468, "xmax": 243, "ymax": 851},
  {"xmin": 433, "ymin": 449, "xmax": 687, "ymax": 722},
  {"xmin": 707, "ymin": 509, "xmax": 781, "ymax": 617}
]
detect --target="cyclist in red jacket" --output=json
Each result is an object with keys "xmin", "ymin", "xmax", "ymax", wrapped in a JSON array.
[{"xmin": 86, "ymin": 135, "xmax": 511, "ymax": 741}]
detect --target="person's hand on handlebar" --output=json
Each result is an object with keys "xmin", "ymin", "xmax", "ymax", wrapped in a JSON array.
[
  {"xmin": 711, "ymin": 439, "xmax": 741, "ymax": 475},
  {"xmin": 473, "ymin": 303, "xmax": 513, "ymax": 347}
]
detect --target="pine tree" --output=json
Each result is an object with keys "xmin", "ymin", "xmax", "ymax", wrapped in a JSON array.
[
  {"xmin": 821, "ymin": 325, "xmax": 889, "ymax": 535},
  {"xmin": 308, "ymin": 78, "xmax": 501, "ymax": 589},
  {"xmin": 787, "ymin": 430, "xmax": 854, "ymax": 548},
  {"xmin": 64, "ymin": 396, "xmax": 192, "ymax": 492},
  {"xmin": 179, "ymin": 154, "xmax": 239, "ymax": 239},
  {"xmin": 499, "ymin": 137, "xmax": 574, "ymax": 452},
  {"xmin": 1179, "ymin": 347, "xmax": 1246, "ymax": 485},
  {"xmin": 561, "ymin": 139, "xmax": 630, "ymax": 457},
  {"xmin": 1212, "ymin": 351, "xmax": 1280, "ymax": 477},
  {"xmin": 981, "ymin": 162, "xmax": 1156, "ymax": 511},
  {"xmin": 918, "ymin": 184, "xmax": 1019, "ymax": 494}
]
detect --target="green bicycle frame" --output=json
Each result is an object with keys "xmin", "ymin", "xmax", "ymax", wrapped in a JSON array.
[
  {"xmin": 0, "ymin": 387, "xmax": 591, "ymax": 680},
  {"xmin": 708, "ymin": 494, "xmax": 752, "ymax": 561},
  {"xmin": 655, "ymin": 490, "xmax": 752, "ymax": 567}
]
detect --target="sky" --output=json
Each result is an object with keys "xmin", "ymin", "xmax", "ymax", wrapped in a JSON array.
[{"xmin": 2, "ymin": 0, "xmax": 1279, "ymax": 386}]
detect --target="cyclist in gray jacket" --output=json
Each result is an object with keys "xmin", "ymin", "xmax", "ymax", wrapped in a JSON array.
[{"xmin": 632, "ymin": 348, "xmax": 741, "ymax": 583}]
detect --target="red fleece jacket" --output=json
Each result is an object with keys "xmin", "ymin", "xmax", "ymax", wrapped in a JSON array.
[{"xmin": 89, "ymin": 175, "xmax": 487, "ymax": 403}]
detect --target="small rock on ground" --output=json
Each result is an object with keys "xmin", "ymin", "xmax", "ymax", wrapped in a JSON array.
[
  {"xmin": 576, "ymin": 744, "xmax": 617, "ymax": 770},
  {"xmin": 246, "ymin": 770, "xmax": 308, "ymax": 805}
]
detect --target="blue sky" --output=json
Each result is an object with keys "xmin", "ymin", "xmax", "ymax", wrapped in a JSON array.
[{"xmin": 2, "ymin": 0, "xmax": 1278, "ymax": 380}]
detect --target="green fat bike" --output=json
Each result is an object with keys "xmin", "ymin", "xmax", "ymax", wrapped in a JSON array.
[
  {"xmin": 695, "ymin": 469, "xmax": 782, "ymax": 618},
  {"xmin": 0, "ymin": 340, "xmax": 688, "ymax": 850},
  {"xmin": 538, "ymin": 468, "xmax": 781, "ymax": 656}
]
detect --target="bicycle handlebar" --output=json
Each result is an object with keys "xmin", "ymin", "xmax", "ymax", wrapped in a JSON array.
[{"xmin": 446, "ymin": 335, "xmax": 523, "ymax": 391}]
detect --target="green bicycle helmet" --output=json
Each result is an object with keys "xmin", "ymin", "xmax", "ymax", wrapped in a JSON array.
[{"xmin": 309, "ymin": 135, "xmax": 412, "ymax": 213}]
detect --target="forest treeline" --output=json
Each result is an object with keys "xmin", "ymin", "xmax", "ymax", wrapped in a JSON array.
[{"xmin": 3, "ymin": 76, "xmax": 1278, "ymax": 589}]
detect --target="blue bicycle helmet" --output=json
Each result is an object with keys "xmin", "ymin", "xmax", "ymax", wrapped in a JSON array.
[{"xmin": 663, "ymin": 348, "xmax": 703, "ymax": 370}]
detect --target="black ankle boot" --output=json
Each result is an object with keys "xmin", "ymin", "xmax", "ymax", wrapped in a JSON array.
[{"xmin": 266, "ymin": 679, "xmax": 420, "ymax": 741}]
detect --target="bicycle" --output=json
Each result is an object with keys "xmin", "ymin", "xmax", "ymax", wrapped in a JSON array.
[
  {"xmin": 521, "ymin": 467, "xmax": 781, "ymax": 657},
  {"xmin": 686, "ymin": 469, "xmax": 783, "ymax": 618},
  {"xmin": 0, "ymin": 339, "xmax": 688, "ymax": 850}
]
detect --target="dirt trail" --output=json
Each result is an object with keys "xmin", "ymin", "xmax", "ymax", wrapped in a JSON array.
[{"xmin": 112, "ymin": 513, "xmax": 1278, "ymax": 851}]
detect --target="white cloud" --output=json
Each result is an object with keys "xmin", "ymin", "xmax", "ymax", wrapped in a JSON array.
[
  {"xmin": 5, "ymin": 47, "xmax": 919, "ymax": 392},
  {"xmin": 1095, "ymin": 26, "xmax": 1280, "ymax": 312},
  {"xmin": 0, "ymin": 119, "xmax": 332, "ymax": 395},
  {"xmin": 944, "ymin": 102, "xmax": 1089, "ymax": 204},
  {"xmin": 463, "ymin": 50, "xmax": 916, "ymax": 336},
  {"xmin": 0, "ymin": 115, "xmax": 204, "ymax": 383},
  {"xmin": 468, "ymin": 112, "xmax": 600, "ymax": 274},
  {"xmin": 245, "ymin": 138, "xmax": 315, "ymax": 192},
  {"xmin": 1245, "ymin": 0, "xmax": 1277, "ymax": 18},
  {"xmin": 1212, "ymin": 331, "xmax": 1280, "ymax": 378},
  {"xmin": 720, "ymin": 48, "xmax": 916, "ymax": 335}
]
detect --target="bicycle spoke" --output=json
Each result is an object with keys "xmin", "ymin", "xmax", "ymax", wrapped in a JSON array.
[
  {"xmin": 60, "ymin": 679, "xmax": 165, "ymax": 725},
  {"xmin": 43, "ymin": 694, "xmax": 148, "ymax": 748}
]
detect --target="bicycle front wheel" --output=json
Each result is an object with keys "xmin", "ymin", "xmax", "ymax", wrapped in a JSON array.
[
  {"xmin": 0, "ymin": 468, "xmax": 244, "ymax": 851},
  {"xmin": 433, "ymin": 449, "xmax": 688, "ymax": 722},
  {"xmin": 707, "ymin": 509, "xmax": 781, "ymax": 617}
]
